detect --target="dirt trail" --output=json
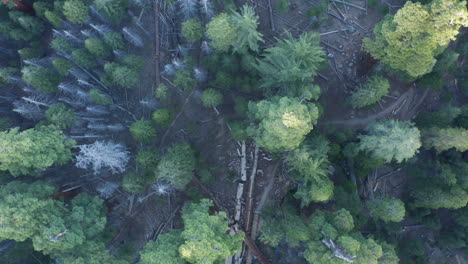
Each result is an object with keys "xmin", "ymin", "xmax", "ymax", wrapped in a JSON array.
[{"xmin": 324, "ymin": 87, "xmax": 423, "ymax": 128}]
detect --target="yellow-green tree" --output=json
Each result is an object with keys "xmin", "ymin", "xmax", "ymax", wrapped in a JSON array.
[
  {"xmin": 422, "ymin": 127, "xmax": 468, "ymax": 152},
  {"xmin": 363, "ymin": 0, "xmax": 468, "ymax": 79}
]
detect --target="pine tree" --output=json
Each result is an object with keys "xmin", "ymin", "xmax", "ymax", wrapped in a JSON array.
[
  {"xmin": 422, "ymin": 127, "xmax": 468, "ymax": 152},
  {"xmin": 350, "ymin": 75, "xmax": 390, "ymax": 109},
  {"xmin": 0, "ymin": 126, "xmax": 75, "ymax": 176},
  {"xmin": 155, "ymin": 143, "xmax": 195, "ymax": 189},
  {"xmin": 72, "ymin": 49, "xmax": 97, "ymax": 70},
  {"xmin": 45, "ymin": 103, "xmax": 77, "ymax": 130},
  {"xmin": 63, "ymin": 0, "xmax": 89, "ymax": 24},
  {"xmin": 129, "ymin": 119, "xmax": 156, "ymax": 143},
  {"xmin": 103, "ymin": 31, "xmax": 126, "ymax": 50},
  {"xmin": 201, "ymin": 88, "xmax": 223, "ymax": 108},
  {"xmin": 366, "ymin": 198, "xmax": 405, "ymax": 222},
  {"xmin": 255, "ymin": 32, "xmax": 325, "ymax": 97},
  {"xmin": 22, "ymin": 66, "xmax": 61, "ymax": 93},
  {"xmin": 231, "ymin": 5, "xmax": 263, "ymax": 53},
  {"xmin": 52, "ymin": 58, "xmax": 73, "ymax": 76},
  {"xmin": 85, "ymin": 38, "xmax": 112, "ymax": 58},
  {"xmin": 95, "ymin": 0, "xmax": 130, "ymax": 24},
  {"xmin": 140, "ymin": 230, "xmax": 184, "ymax": 264},
  {"xmin": 363, "ymin": 0, "xmax": 468, "ymax": 78},
  {"xmin": 181, "ymin": 19, "xmax": 203, "ymax": 42},
  {"xmin": 358, "ymin": 120, "xmax": 421, "ymax": 163},
  {"xmin": 89, "ymin": 88, "xmax": 112, "ymax": 105},
  {"xmin": 206, "ymin": 13, "xmax": 238, "ymax": 52},
  {"xmin": 247, "ymin": 96, "xmax": 319, "ymax": 152},
  {"xmin": 152, "ymin": 109, "xmax": 172, "ymax": 126},
  {"xmin": 50, "ymin": 37, "xmax": 74, "ymax": 54}
]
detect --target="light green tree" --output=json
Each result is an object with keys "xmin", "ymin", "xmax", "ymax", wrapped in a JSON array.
[
  {"xmin": 247, "ymin": 96, "xmax": 318, "ymax": 152},
  {"xmin": 179, "ymin": 199, "xmax": 244, "ymax": 263},
  {"xmin": 350, "ymin": 75, "xmax": 390, "ymax": 108},
  {"xmin": 255, "ymin": 32, "xmax": 325, "ymax": 98},
  {"xmin": 129, "ymin": 119, "xmax": 156, "ymax": 143},
  {"xmin": 50, "ymin": 37, "xmax": 73, "ymax": 53},
  {"xmin": 85, "ymin": 38, "xmax": 111, "ymax": 58},
  {"xmin": 104, "ymin": 62, "xmax": 139, "ymax": 88},
  {"xmin": 140, "ymin": 230, "xmax": 185, "ymax": 264},
  {"xmin": 0, "ymin": 126, "xmax": 75, "ymax": 176},
  {"xmin": 358, "ymin": 120, "xmax": 421, "ymax": 163},
  {"xmin": 94, "ymin": 0, "xmax": 129, "ymax": 24},
  {"xmin": 22, "ymin": 66, "xmax": 61, "ymax": 93},
  {"xmin": 363, "ymin": 0, "xmax": 468, "ymax": 79},
  {"xmin": 422, "ymin": 127, "xmax": 468, "ymax": 152},
  {"xmin": 63, "ymin": 0, "xmax": 89, "ymax": 24},
  {"xmin": 89, "ymin": 88, "xmax": 112, "ymax": 105},
  {"xmin": 206, "ymin": 13, "xmax": 238, "ymax": 52},
  {"xmin": 201, "ymin": 88, "xmax": 223, "ymax": 108},
  {"xmin": 366, "ymin": 198, "xmax": 405, "ymax": 222},
  {"xmin": 181, "ymin": 19, "xmax": 203, "ymax": 42},
  {"xmin": 231, "ymin": 5, "xmax": 263, "ymax": 53},
  {"xmin": 155, "ymin": 143, "xmax": 196, "ymax": 189},
  {"xmin": 287, "ymin": 135, "xmax": 333, "ymax": 206},
  {"xmin": 173, "ymin": 70, "xmax": 196, "ymax": 91},
  {"xmin": 45, "ymin": 103, "xmax": 77, "ymax": 130}
]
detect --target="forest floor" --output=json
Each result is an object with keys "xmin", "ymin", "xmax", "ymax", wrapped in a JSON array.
[{"xmin": 97, "ymin": 0, "xmax": 462, "ymax": 263}]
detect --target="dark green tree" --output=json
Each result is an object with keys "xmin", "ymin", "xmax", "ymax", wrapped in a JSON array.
[
  {"xmin": 85, "ymin": 38, "xmax": 111, "ymax": 58},
  {"xmin": 422, "ymin": 127, "xmax": 468, "ymax": 152},
  {"xmin": 181, "ymin": 19, "xmax": 203, "ymax": 42},
  {"xmin": 173, "ymin": 70, "xmax": 196, "ymax": 91},
  {"xmin": 103, "ymin": 31, "xmax": 126, "ymax": 50},
  {"xmin": 72, "ymin": 49, "xmax": 97, "ymax": 70},
  {"xmin": 201, "ymin": 88, "xmax": 223, "ymax": 108},
  {"xmin": 52, "ymin": 58, "xmax": 73, "ymax": 76},
  {"xmin": 129, "ymin": 119, "xmax": 156, "ymax": 143},
  {"xmin": 89, "ymin": 88, "xmax": 112, "ymax": 105},
  {"xmin": 45, "ymin": 103, "xmax": 77, "ymax": 129},
  {"xmin": 366, "ymin": 198, "xmax": 405, "ymax": 223},
  {"xmin": 231, "ymin": 5, "xmax": 263, "ymax": 53},
  {"xmin": 255, "ymin": 32, "xmax": 325, "ymax": 97},
  {"xmin": 50, "ymin": 37, "xmax": 74, "ymax": 53},
  {"xmin": 136, "ymin": 147, "xmax": 159, "ymax": 170},
  {"xmin": 155, "ymin": 143, "xmax": 196, "ymax": 189},
  {"xmin": 152, "ymin": 109, "xmax": 172, "ymax": 126},
  {"xmin": 22, "ymin": 66, "xmax": 61, "ymax": 93},
  {"xmin": 95, "ymin": 0, "xmax": 129, "ymax": 24},
  {"xmin": 140, "ymin": 230, "xmax": 184, "ymax": 264}
]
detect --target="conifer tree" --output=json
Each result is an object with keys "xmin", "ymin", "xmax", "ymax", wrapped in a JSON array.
[
  {"xmin": 358, "ymin": 120, "xmax": 421, "ymax": 163},
  {"xmin": 201, "ymin": 88, "xmax": 223, "ymax": 108},
  {"xmin": 363, "ymin": 0, "xmax": 468, "ymax": 78},
  {"xmin": 350, "ymin": 75, "xmax": 390, "ymax": 109},
  {"xmin": 52, "ymin": 58, "xmax": 73, "ymax": 76},
  {"xmin": 155, "ymin": 143, "xmax": 196, "ymax": 189},
  {"xmin": 0, "ymin": 126, "xmax": 75, "ymax": 176},
  {"xmin": 129, "ymin": 119, "xmax": 156, "ymax": 143},
  {"xmin": 85, "ymin": 38, "xmax": 112, "ymax": 58},
  {"xmin": 95, "ymin": 0, "xmax": 130, "ymax": 24},
  {"xmin": 22, "ymin": 66, "xmax": 61, "ymax": 93},
  {"xmin": 206, "ymin": 13, "xmax": 238, "ymax": 52},
  {"xmin": 45, "ymin": 103, "xmax": 77, "ymax": 130},
  {"xmin": 255, "ymin": 32, "xmax": 325, "ymax": 97},
  {"xmin": 366, "ymin": 198, "xmax": 406, "ymax": 223},
  {"xmin": 63, "ymin": 0, "xmax": 89, "ymax": 24},
  {"xmin": 231, "ymin": 5, "xmax": 263, "ymax": 53},
  {"xmin": 422, "ymin": 127, "xmax": 468, "ymax": 152},
  {"xmin": 247, "ymin": 96, "xmax": 318, "ymax": 152},
  {"xmin": 181, "ymin": 19, "xmax": 203, "ymax": 42}
]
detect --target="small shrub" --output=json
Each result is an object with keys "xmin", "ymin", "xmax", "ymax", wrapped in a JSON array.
[{"xmin": 228, "ymin": 120, "xmax": 248, "ymax": 141}]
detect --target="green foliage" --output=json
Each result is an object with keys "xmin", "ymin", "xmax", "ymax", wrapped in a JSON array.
[
  {"xmin": 155, "ymin": 143, "xmax": 196, "ymax": 189},
  {"xmin": 201, "ymin": 88, "xmax": 223, "ymax": 108},
  {"xmin": 85, "ymin": 38, "xmax": 111, "ymax": 58},
  {"xmin": 179, "ymin": 199, "xmax": 244, "ymax": 263},
  {"xmin": 95, "ymin": 0, "xmax": 130, "ymax": 24},
  {"xmin": 181, "ymin": 19, "xmax": 203, "ymax": 42},
  {"xmin": 0, "ymin": 67, "xmax": 16, "ymax": 86},
  {"xmin": 53, "ymin": 58, "xmax": 73, "ymax": 76},
  {"xmin": 366, "ymin": 198, "xmax": 405, "ymax": 222},
  {"xmin": 287, "ymin": 135, "xmax": 333, "ymax": 206},
  {"xmin": 45, "ymin": 10, "xmax": 63, "ymax": 27},
  {"xmin": 51, "ymin": 37, "xmax": 73, "ymax": 53},
  {"xmin": 45, "ymin": 103, "xmax": 77, "ymax": 130},
  {"xmin": 122, "ymin": 55, "xmax": 144, "ymax": 71},
  {"xmin": 152, "ymin": 109, "xmax": 172, "ymax": 126},
  {"xmin": 89, "ymin": 88, "xmax": 112, "ymax": 105},
  {"xmin": 349, "ymin": 75, "xmax": 390, "ymax": 109},
  {"xmin": 63, "ymin": 0, "xmax": 89, "ymax": 24},
  {"xmin": 0, "ymin": 181, "xmax": 108, "ymax": 257},
  {"xmin": 103, "ymin": 31, "xmax": 126, "ymax": 50},
  {"xmin": 129, "ymin": 119, "xmax": 156, "ymax": 143},
  {"xmin": 103, "ymin": 62, "xmax": 139, "ymax": 87},
  {"xmin": 72, "ymin": 49, "xmax": 97, "ymax": 70},
  {"xmin": 418, "ymin": 72, "xmax": 444, "ymax": 90},
  {"xmin": 140, "ymin": 230, "xmax": 184, "ymax": 264},
  {"xmin": 9, "ymin": 11, "xmax": 45, "ymax": 38},
  {"xmin": 206, "ymin": 13, "xmax": 238, "ymax": 52},
  {"xmin": 173, "ymin": 70, "xmax": 196, "ymax": 91},
  {"xmin": 354, "ymin": 151, "xmax": 384, "ymax": 179},
  {"xmin": 122, "ymin": 171, "xmax": 154, "ymax": 193},
  {"xmin": 331, "ymin": 208, "xmax": 355, "ymax": 232},
  {"xmin": 33, "ymin": 1, "xmax": 53, "ymax": 18},
  {"xmin": 155, "ymin": 83, "xmax": 169, "ymax": 101},
  {"xmin": 22, "ymin": 66, "xmax": 61, "ymax": 93},
  {"xmin": 231, "ymin": 5, "xmax": 263, "ymax": 53},
  {"xmin": 434, "ymin": 49, "xmax": 459, "ymax": 73},
  {"xmin": 422, "ymin": 127, "xmax": 468, "ymax": 152},
  {"xmin": 227, "ymin": 120, "xmax": 248, "ymax": 141},
  {"xmin": 18, "ymin": 46, "xmax": 43, "ymax": 60},
  {"xmin": 136, "ymin": 147, "xmax": 159, "ymax": 170},
  {"xmin": 247, "ymin": 96, "xmax": 318, "ymax": 152},
  {"xmin": 234, "ymin": 96, "xmax": 248, "ymax": 116},
  {"xmin": 0, "ymin": 126, "xmax": 75, "ymax": 176},
  {"xmin": 358, "ymin": 120, "xmax": 421, "ymax": 163},
  {"xmin": 0, "ymin": 118, "xmax": 12, "ymax": 131},
  {"xmin": 255, "ymin": 32, "xmax": 325, "ymax": 98},
  {"xmin": 415, "ymin": 106, "xmax": 461, "ymax": 128},
  {"xmin": 363, "ymin": 0, "xmax": 468, "ymax": 78}
]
